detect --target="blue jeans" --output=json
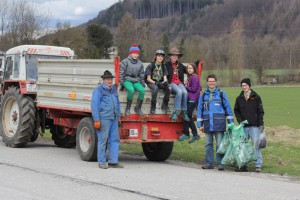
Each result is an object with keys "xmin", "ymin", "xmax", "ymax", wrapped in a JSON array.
[
  {"xmin": 97, "ymin": 118, "xmax": 120, "ymax": 165},
  {"xmin": 205, "ymin": 132, "xmax": 224, "ymax": 166},
  {"xmin": 244, "ymin": 127, "xmax": 262, "ymax": 168},
  {"xmin": 169, "ymin": 83, "xmax": 188, "ymax": 111}
]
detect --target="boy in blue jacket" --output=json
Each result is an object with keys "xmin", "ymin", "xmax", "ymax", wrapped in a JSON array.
[
  {"xmin": 91, "ymin": 70, "xmax": 122, "ymax": 169},
  {"xmin": 197, "ymin": 74, "xmax": 234, "ymax": 170}
]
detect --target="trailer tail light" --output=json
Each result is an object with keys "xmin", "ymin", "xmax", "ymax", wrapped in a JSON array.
[
  {"xmin": 120, "ymin": 129, "xmax": 129, "ymax": 139},
  {"xmin": 150, "ymin": 127, "xmax": 160, "ymax": 137},
  {"xmin": 68, "ymin": 91, "xmax": 76, "ymax": 100}
]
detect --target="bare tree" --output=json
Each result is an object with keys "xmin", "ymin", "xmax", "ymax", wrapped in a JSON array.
[
  {"xmin": 7, "ymin": 0, "xmax": 50, "ymax": 45},
  {"xmin": 115, "ymin": 12, "xmax": 137, "ymax": 59},
  {"xmin": 0, "ymin": 0, "xmax": 10, "ymax": 47}
]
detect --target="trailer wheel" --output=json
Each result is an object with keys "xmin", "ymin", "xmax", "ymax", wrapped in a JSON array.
[
  {"xmin": 76, "ymin": 117, "xmax": 97, "ymax": 161},
  {"xmin": 50, "ymin": 125, "xmax": 76, "ymax": 148},
  {"xmin": 0, "ymin": 87, "xmax": 35, "ymax": 147},
  {"xmin": 142, "ymin": 142, "xmax": 173, "ymax": 161}
]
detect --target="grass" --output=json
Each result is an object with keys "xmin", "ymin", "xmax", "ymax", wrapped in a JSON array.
[{"xmin": 120, "ymin": 86, "xmax": 300, "ymax": 177}]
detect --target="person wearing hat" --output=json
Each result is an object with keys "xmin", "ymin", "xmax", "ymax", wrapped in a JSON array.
[
  {"xmin": 165, "ymin": 47, "xmax": 189, "ymax": 121},
  {"xmin": 145, "ymin": 49, "xmax": 170, "ymax": 114},
  {"xmin": 120, "ymin": 44, "xmax": 145, "ymax": 116},
  {"xmin": 234, "ymin": 78, "xmax": 265, "ymax": 172},
  {"xmin": 91, "ymin": 70, "xmax": 122, "ymax": 169}
]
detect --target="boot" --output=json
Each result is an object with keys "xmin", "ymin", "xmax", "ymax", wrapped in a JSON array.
[
  {"xmin": 161, "ymin": 102, "xmax": 170, "ymax": 114},
  {"xmin": 125, "ymin": 100, "xmax": 132, "ymax": 116},
  {"xmin": 150, "ymin": 102, "xmax": 156, "ymax": 114},
  {"xmin": 134, "ymin": 99, "xmax": 144, "ymax": 116}
]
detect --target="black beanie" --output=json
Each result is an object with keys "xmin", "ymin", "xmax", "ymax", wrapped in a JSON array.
[{"xmin": 241, "ymin": 78, "xmax": 251, "ymax": 87}]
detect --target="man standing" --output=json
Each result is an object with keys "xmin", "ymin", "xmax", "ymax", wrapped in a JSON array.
[
  {"xmin": 197, "ymin": 74, "xmax": 234, "ymax": 170},
  {"xmin": 234, "ymin": 78, "xmax": 264, "ymax": 172},
  {"xmin": 91, "ymin": 70, "xmax": 122, "ymax": 169}
]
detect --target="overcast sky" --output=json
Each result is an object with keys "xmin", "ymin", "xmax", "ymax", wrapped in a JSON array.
[{"xmin": 31, "ymin": 0, "xmax": 120, "ymax": 27}]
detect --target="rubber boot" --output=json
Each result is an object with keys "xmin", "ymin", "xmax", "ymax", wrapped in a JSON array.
[
  {"xmin": 125, "ymin": 100, "xmax": 132, "ymax": 116},
  {"xmin": 150, "ymin": 102, "xmax": 156, "ymax": 114},
  {"xmin": 134, "ymin": 99, "xmax": 144, "ymax": 116},
  {"xmin": 161, "ymin": 102, "xmax": 170, "ymax": 114}
]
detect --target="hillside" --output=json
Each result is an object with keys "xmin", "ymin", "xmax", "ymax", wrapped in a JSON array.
[{"xmin": 89, "ymin": 0, "xmax": 300, "ymax": 39}]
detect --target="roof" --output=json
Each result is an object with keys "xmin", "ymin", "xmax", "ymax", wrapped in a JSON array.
[{"xmin": 5, "ymin": 45, "xmax": 74, "ymax": 57}]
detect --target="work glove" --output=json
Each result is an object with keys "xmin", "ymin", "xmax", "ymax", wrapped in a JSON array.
[
  {"xmin": 94, "ymin": 121, "xmax": 101, "ymax": 129},
  {"xmin": 141, "ymin": 82, "xmax": 146, "ymax": 87},
  {"xmin": 259, "ymin": 125, "xmax": 264, "ymax": 133}
]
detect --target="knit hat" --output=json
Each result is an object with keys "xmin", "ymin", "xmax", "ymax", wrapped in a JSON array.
[
  {"xmin": 129, "ymin": 44, "xmax": 140, "ymax": 54},
  {"xmin": 241, "ymin": 78, "xmax": 251, "ymax": 87}
]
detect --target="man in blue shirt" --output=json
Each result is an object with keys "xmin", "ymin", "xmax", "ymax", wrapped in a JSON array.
[{"xmin": 91, "ymin": 70, "xmax": 122, "ymax": 169}]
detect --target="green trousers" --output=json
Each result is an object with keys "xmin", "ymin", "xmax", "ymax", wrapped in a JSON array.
[{"xmin": 123, "ymin": 81, "xmax": 145, "ymax": 101}]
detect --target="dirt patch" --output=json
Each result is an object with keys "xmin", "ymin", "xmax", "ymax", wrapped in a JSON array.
[{"xmin": 266, "ymin": 126, "xmax": 300, "ymax": 145}]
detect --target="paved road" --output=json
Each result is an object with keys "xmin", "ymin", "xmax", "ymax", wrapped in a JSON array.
[{"xmin": 0, "ymin": 137, "xmax": 299, "ymax": 200}]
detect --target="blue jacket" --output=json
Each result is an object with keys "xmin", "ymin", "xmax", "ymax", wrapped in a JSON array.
[
  {"xmin": 91, "ymin": 83, "xmax": 121, "ymax": 121},
  {"xmin": 197, "ymin": 87, "xmax": 234, "ymax": 133}
]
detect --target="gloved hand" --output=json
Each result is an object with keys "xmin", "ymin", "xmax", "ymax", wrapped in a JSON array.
[
  {"xmin": 94, "ymin": 121, "xmax": 101, "ymax": 129},
  {"xmin": 259, "ymin": 125, "xmax": 264, "ymax": 133},
  {"xmin": 141, "ymin": 82, "xmax": 146, "ymax": 87}
]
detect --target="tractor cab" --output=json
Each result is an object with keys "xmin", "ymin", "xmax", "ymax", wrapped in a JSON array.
[{"xmin": 2, "ymin": 45, "xmax": 74, "ymax": 94}]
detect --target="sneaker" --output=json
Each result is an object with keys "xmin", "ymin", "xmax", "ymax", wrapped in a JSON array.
[
  {"xmin": 202, "ymin": 164, "xmax": 214, "ymax": 169},
  {"xmin": 255, "ymin": 167, "xmax": 261, "ymax": 173},
  {"xmin": 183, "ymin": 112, "xmax": 190, "ymax": 121},
  {"xmin": 188, "ymin": 135, "xmax": 200, "ymax": 144},
  {"xmin": 108, "ymin": 163, "xmax": 124, "ymax": 168},
  {"xmin": 218, "ymin": 165, "xmax": 224, "ymax": 171},
  {"xmin": 178, "ymin": 134, "xmax": 190, "ymax": 141},
  {"xmin": 98, "ymin": 164, "xmax": 108, "ymax": 169},
  {"xmin": 171, "ymin": 111, "xmax": 177, "ymax": 120}
]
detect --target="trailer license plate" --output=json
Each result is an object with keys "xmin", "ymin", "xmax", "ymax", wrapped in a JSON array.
[
  {"xmin": 26, "ymin": 83, "xmax": 37, "ymax": 92},
  {"xmin": 129, "ymin": 129, "xmax": 138, "ymax": 137}
]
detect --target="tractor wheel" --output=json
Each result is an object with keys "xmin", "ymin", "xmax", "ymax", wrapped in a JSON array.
[
  {"xmin": 76, "ymin": 117, "xmax": 97, "ymax": 161},
  {"xmin": 0, "ymin": 87, "xmax": 36, "ymax": 147},
  {"xmin": 142, "ymin": 142, "xmax": 173, "ymax": 161},
  {"xmin": 50, "ymin": 125, "xmax": 76, "ymax": 148}
]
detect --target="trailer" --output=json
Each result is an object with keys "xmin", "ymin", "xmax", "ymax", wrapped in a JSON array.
[
  {"xmin": 36, "ymin": 59, "xmax": 184, "ymax": 161},
  {"xmin": 0, "ymin": 45, "xmax": 187, "ymax": 162}
]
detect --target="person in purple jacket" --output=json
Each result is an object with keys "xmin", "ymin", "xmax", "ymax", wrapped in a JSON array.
[{"xmin": 178, "ymin": 63, "xmax": 202, "ymax": 143}]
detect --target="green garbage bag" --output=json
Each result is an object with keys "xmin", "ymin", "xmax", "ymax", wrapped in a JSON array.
[
  {"xmin": 233, "ymin": 136, "xmax": 256, "ymax": 169},
  {"xmin": 217, "ymin": 124, "xmax": 234, "ymax": 154}
]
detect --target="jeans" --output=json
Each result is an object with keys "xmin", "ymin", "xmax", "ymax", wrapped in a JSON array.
[
  {"xmin": 147, "ymin": 82, "xmax": 170, "ymax": 104},
  {"xmin": 183, "ymin": 101, "xmax": 198, "ymax": 136},
  {"xmin": 123, "ymin": 81, "xmax": 145, "ymax": 100},
  {"xmin": 169, "ymin": 83, "xmax": 188, "ymax": 111},
  {"xmin": 244, "ymin": 126, "xmax": 262, "ymax": 168},
  {"xmin": 97, "ymin": 118, "xmax": 120, "ymax": 165},
  {"xmin": 204, "ymin": 132, "xmax": 224, "ymax": 166}
]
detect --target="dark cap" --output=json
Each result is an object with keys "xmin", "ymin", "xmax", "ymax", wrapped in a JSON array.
[
  {"xmin": 101, "ymin": 70, "xmax": 115, "ymax": 79},
  {"xmin": 241, "ymin": 78, "xmax": 251, "ymax": 87}
]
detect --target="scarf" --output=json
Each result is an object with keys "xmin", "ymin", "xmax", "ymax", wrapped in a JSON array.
[{"xmin": 244, "ymin": 90, "xmax": 251, "ymax": 101}]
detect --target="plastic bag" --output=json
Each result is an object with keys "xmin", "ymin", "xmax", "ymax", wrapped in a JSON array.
[
  {"xmin": 233, "ymin": 137, "xmax": 256, "ymax": 169},
  {"xmin": 217, "ymin": 131, "xmax": 231, "ymax": 154},
  {"xmin": 258, "ymin": 131, "xmax": 267, "ymax": 148}
]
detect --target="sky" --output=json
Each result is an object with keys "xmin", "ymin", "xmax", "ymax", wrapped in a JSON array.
[{"xmin": 30, "ymin": 0, "xmax": 120, "ymax": 27}]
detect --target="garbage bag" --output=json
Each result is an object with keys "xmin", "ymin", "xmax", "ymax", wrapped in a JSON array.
[
  {"xmin": 233, "ymin": 137, "xmax": 256, "ymax": 169},
  {"xmin": 258, "ymin": 131, "xmax": 267, "ymax": 148},
  {"xmin": 217, "ymin": 130, "xmax": 231, "ymax": 154}
]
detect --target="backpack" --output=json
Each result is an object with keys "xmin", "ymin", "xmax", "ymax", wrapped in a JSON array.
[{"xmin": 201, "ymin": 90, "xmax": 225, "ymax": 113}]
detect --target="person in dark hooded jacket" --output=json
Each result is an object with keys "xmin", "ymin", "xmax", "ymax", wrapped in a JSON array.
[{"xmin": 234, "ymin": 78, "xmax": 265, "ymax": 173}]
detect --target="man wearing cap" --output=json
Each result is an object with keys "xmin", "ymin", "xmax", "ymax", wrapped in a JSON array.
[
  {"xmin": 91, "ymin": 70, "xmax": 122, "ymax": 169},
  {"xmin": 145, "ymin": 49, "xmax": 170, "ymax": 114},
  {"xmin": 234, "ymin": 78, "xmax": 265, "ymax": 172},
  {"xmin": 165, "ymin": 47, "xmax": 189, "ymax": 121},
  {"xmin": 120, "ymin": 44, "xmax": 145, "ymax": 116}
]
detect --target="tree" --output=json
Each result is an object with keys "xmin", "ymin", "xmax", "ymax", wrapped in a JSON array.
[
  {"xmin": 0, "ymin": 0, "xmax": 10, "ymax": 48},
  {"xmin": 87, "ymin": 24, "xmax": 113, "ymax": 59},
  {"xmin": 115, "ymin": 12, "xmax": 137, "ymax": 59},
  {"xmin": 162, "ymin": 33, "xmax": 169, "ymax": 54}
]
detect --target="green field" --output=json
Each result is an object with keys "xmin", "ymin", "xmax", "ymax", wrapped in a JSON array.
[{"xmin": 121, "ymin": 86, "xmax": 300, "ymax": 177}]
